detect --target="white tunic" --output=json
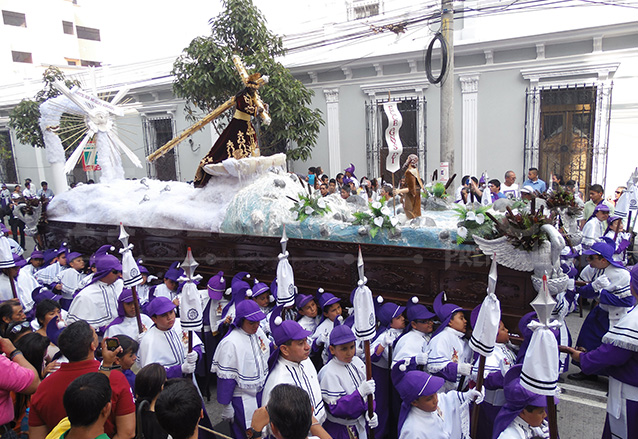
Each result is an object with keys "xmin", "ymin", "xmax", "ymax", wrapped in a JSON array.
[
  {"xmin": 582, "ymin": 218, "xmax": 606, "ymax": 248},
  {"xmin": 318, "ymin": 356, "xmax": 368, "ymax": 438},
  {"xmin": 392, "ymin": 329, "xmax": 431, "ymax": 367},
  {"xmin": 139, "ymin": 318, "xmax": 202, "ymax": 368},
  {"xmin": 311, "ymin": 318, "xmax": 335, "ymax": 364},
  {"xmin": 66, "ymin": 279, "xmax": 123, "ymax": 329},
  {"xmin": 497, "ymin": 417, "xmax": 549, "ymax": 439},
  {"xmin": 399, "ymin": 391, "xmax": 470, "ymax": 439},
  {"xmin": 579, "ymin": 264, "xmax": 632, "ymax": 325},
  {"xmin": 471, "ymin": 343, "xmax": 517, "ymax": 406},
  {"xmin": 263, "ymin": 357, "xmax": 326, "ymax": 424},
  {"xmin": 427, "ymin": 327, "xmax": 472, "ymax": 392},
  {"xmin": 298, "ymin": 315, "xmax": 320, "ymax": 333},
  {"xmin": 34, "ymin": 261, "xmax": 63, "ymax": 286},
  {"xmin": 371, "ymin": 327, "xmax": 403, "ymax": 368},
  {"xmin": 0, "ymin": 271, "xmax": 37, "ymax": 312},
  {"xmin": 104, "ymin": 314, "xmax": 154, "ymax": 339},
  {"xmin": 211, "ymin": 327, "xmax": 270, "ymax": 390},
  {"xmin": 152, "ymin": 283, "xmax": 179, "ymax": 301},
  {"xmin": 55, "ymin": 268, "xmax": 87, "ymax": 300}
]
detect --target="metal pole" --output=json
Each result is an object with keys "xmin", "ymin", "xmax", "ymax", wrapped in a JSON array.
[{"xmin": 440, "ymin": 0, "xmax": 455, "ymax": 191}]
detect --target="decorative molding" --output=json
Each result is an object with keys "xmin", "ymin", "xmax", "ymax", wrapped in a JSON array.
[
  {"xmin": 138, "ymin": 103, "xmax": 178, "ymax": 115},
  {"xmin": 460, "ymin": 74, "xmax": 480, "ymax": 178},
  {"xmin": 323, "ymin": 88, "xmax": 340, "ymax": 104},
  {"xmin": 323, "ymin": 88, "xmax": 341, "ymax": 177},
  {"xmin": 459, "ymin": 74, "xmax": 480, "ymax": 94},
  {"xmin": 308, "ymin": 71, "xmax": 318, "ymax": 84},
  {"xmin": 341, "ymin": 66, "xmax": 353, "ymax": 80},
  {"xmin": 361, "ymin": 79, "xmax": 429, "ymax": 97},
  {"xmin": 520, "ymin": 62, "xmax": 619, "ymax": 84},
  {"xmin": 373, "ymin": 63, "xmax": 383, "ymax": 77},
  {"xmin": 536, "ymin": 43, "xmax": 545, "ymax": 60},
  {"xmin": 484, "ymin": 50, "xmax": 493, "ymax": 65},
  {"xmin": 593, "ymin": 36, "xmax": 603, "ymax": 53},
  {"xmin": 407, "ymin": 59, "xmax": 417, "ymax": 74}
]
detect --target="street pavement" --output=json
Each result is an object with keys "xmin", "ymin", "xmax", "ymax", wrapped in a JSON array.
[{"xmin": 201, "ymin": 307, "xmax": 607, "ymax": 439}]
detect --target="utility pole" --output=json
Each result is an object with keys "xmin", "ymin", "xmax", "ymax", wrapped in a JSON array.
[{"xmin": 440, "ymin": 0, "xmax": 454, "ymax": 187}]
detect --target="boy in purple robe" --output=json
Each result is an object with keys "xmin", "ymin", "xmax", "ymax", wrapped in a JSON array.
[
  {"xmin": 396, "ymin": 370, "xmax": 482, "ymax": 439},
  {"xmin": 492, "ymin": 365, "xmax": 555, "ymax": 439},
  {"xmin": 570, "ymin": 238, "xmax": 633, "ymax": 381},
  {"xmin": 562, "ymin": 264, "xmax": 638, "ymax": 439},
  {"xmin": 318, "ymin": 323, "xmax": 378, "ymax": 439},
  {"xmin": 211, "ymin": 299, "xmax": 271, "ymax": 439},
  {"xmin": 370, "ymin": 299, "xmax": 406, "ymax": 438}
]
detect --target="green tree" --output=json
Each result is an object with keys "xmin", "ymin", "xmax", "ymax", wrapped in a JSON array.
[
  {"xmin": 172, "ymin": 0, "xmax": 323, "ymax": 161},
  {"xmin": 8, "ymin": 66, "xmax": 81, "ymax": 149}
]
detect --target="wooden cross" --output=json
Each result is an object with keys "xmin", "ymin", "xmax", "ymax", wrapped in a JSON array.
[{"xmin": 147, "ymin": 55, "xmax": 271, "ymax": 162}]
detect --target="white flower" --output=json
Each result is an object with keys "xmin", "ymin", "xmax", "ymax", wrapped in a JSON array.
[
  {"xmin": 475, "ymin": 213, "xmax": 485, "ymax": 225},
  {"xmin": 457, "ymin": 226, "xmax": 468, "ymax": 239},
  {"xmin": 466, "ymin": 211, "xmax": 476, "ymax": 221},
  {"xmin": 380, "ymin": 206, "xmax": 391, "ymax": 216},
  {"xmin": 317, "ymin": 198, "xmax": 326, "ymax": 209},
  {"xmin": 292, "ymin": 211, "xmax": 299, "ymax": 220},
  {"xmin": 305, "ymin": 206, "xmax": 314, "ymax": 215},
  {"xmin": 371, "ymin": 201, "xmax": 382, "ymax": 209},
  {"xmin": 390, "ymin": 217, "xmax": 399, "ymax": 227},
  {"xmin": 373, "ymin": 216, "xmax": 384, "ymax": 227}
]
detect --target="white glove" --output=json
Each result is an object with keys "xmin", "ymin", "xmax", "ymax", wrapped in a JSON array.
[
  {"xmin": 457, "ymin": 363, "xmax": 473, "ymax": 376},
  {"xmin": 592, "ymin": 275, "xmax": 611, "ymax": 292},
  {"xmin": 416, "ymin": 353, "xmax": 428, "ymax": 366},
  {"xmin": 567, "ymin": 278, "xmax": 575, "ymax": 290},
  {"xmin": 365, "ymin": 412, "xmax": 379, "ymax": 429},
  {"xmin": 381, "ymin": 331, "xmax": 394, "ymax": 348},
  {"xmin": 181, "ymin": 361, "xmax": 196, "ymax": 374},
  {"xmin": 221, "ymin": 404, "xmax": 235, "ymax": 422},
  {"xmin": 465, "ymin": 388, "xmax": 484, "ymax": 404},
  {"xmin": 185, "ymin": 351, "xmax": 198, "ymax": 365},
  {"xmin": 358, "ymin": 379, "xmax": 376, "ymax": 398}
]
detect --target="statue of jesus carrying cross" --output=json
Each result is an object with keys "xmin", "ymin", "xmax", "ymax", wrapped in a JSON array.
[{"xmin": 146, "ymin": 55, "xmax": 271, "ymax": 188}]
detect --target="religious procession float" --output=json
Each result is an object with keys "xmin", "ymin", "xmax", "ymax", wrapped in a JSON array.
[{"xmin": 25, "ymin": 56, "xmax": 637, "ymax": 330}]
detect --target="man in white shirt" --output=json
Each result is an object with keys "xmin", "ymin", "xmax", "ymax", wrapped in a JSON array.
[{"xmin": 501, "ymin": 171, "xmax": 520, "ymax": 199}]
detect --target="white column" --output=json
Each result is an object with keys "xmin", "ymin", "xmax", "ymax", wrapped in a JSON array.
[
  {"xmin": 324, "ymin": 88, "xmax": 341, "ymax": 178},
  {"xmin": 460, "ymin": 75, "xmax": 480, "ymax": 178}
]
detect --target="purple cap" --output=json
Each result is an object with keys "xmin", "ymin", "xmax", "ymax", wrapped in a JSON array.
[
  {"xmin": 560, "ymin": 246, "xmax": 580, "ymax": 259},
  {"xmin": 329, "ymin": 322, "xmax": 356, "ymax": 346},
  {"xmin": 147, "ymin": 297, "xmax": 176, "ymax": 316},
  {"xmin": 344, "ymin": 163, "xmax": 356, "ymax": 177},
  {"xmin": 593, "ymin": 202, "xmax": 610, "ymax": 214},
  {"xmin": 207, "ymin": 271, "xmax": 226, "ymax": 300},
  {"xmin": 342, "ymin": 177, "xmax": 353, "ymax": 186},
  {"xmin": 138, "ymin": 264, "xmax": 149, "ymax": 275},
  {"xmin": 0, "ymin": 224, "xmax": 7, "ymax": 235},
  {"xmin": 11, "ymin": 254, "xmax": 28, "ymax": 268},
  {"xmin": 607, "ymin": 215, "xmax": 622, "ymax": 226},
  {"xmin": 396, "ymin": 370, "xmax": 445, "ymax": 403},
  {"xmin": 57, "ymin": 242, "xmax": 68, "ymax": 255},
  {"xmin": 251, "ymin": 279, "xmax": 270, "ymax": 298},
  {"xmin": 234, "ymin": 299, "xmax": 266, "ymax": 325},
  {"xmin": 270, "ymin": 305, "xmax": 311, "ymax": 345},
  {"xmin": 29, "ymin": 250, "xmax": 44, "ymax": 259},
  {"xmin": 66, "ymin": 251, "xmax": 83, "ymax": 262},
  {"xmin": 378, "ymin": 302, "xmax": 406, "ymax": 327},
  {"xmin": 583, "ymin": 237, "xmax": 625, "ymax": 269},
  {"xmin": 232, "ymin": 271, "xmax": 251, "ymax": 288},
  {"xmin": 46, "ymin": 316, "xmax": 63, "ymax": 346},
  {"xmin": 295, "ymin": 294, "xmax": 314, "ymax": 310},
  {"xmin": 432, "ymin": 291, "xmax": 465, "ymax": 337},
  {"xmin": 164, "ymin": 261, "xmax": 184, "ymax": 281},
  {"xmin": 32, "ymin": 288, "xmax": 62, "ymax": 305},
  {"xmin": 93, "ymin": 254, "xmax": 122, "ymax": 281},
  {"xmin": 43, "ymin": 249, "xmax": 58, "ymax": 266},
  {"xmin": 317, "ymin": 288, "xmax": 340, "ymax": 310},
  {"xmin": 470, "ymin": 304, "xmax": 481, "ymax": 329},
  {"xmin": 90, "ymin": 245, "xmax": 115, "ymax": 267},
  {"xmin": 405, "ymin": 296, "xmax": 436, "ymax": 322}
]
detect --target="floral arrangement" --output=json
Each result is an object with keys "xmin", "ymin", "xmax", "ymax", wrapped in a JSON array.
[
  {"xmin": 422, "ymin": 182, "xmax": 448, "ymax": 199},
  {"xmin": 539, "ymin": 187, "xmax": 583, "ymax": 217},
  {"xmin": 352, "ymin": 201, "xmax": 399, "ymax": 238},
  {"xmin": 489, "ymin": 206, "xmax": 554, "ymax": 251},
  {"xmin": 290, "ymin": 193, "xmax": 331, "ymax": 222},
  {"xmin": 453, "ymin": 204, "xmax": 496, "ymax": 244}
]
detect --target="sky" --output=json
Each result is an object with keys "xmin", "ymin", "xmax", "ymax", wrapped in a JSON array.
[{"xmin": 99, "ymin": 0, "xmax": 322, "ymax": 65}]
